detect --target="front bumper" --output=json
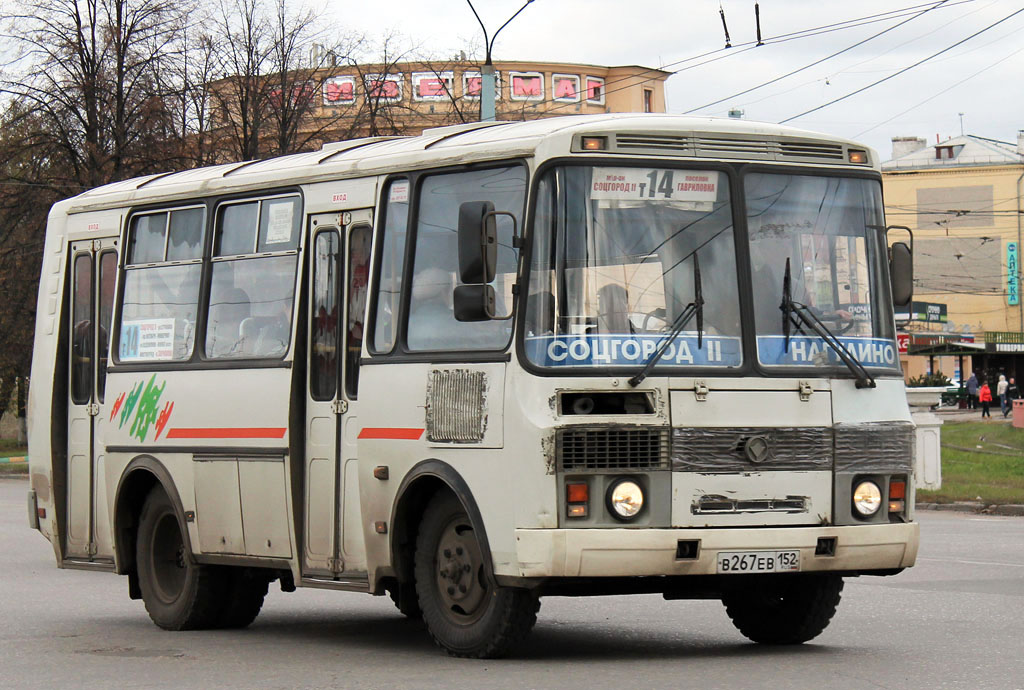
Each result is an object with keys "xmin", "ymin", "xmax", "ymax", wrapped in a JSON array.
[{"xmin": 514, "ymin": 522, "xmax": 919, "ymax": 578}]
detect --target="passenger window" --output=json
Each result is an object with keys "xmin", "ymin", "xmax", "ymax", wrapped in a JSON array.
[
  {"xmin": 310, "ymin": 231, "xmax": 340, "ymax": 401},
  {"xmin": 71, "ymin": 254, "xmax": 93, "ymax": 404},
  {"xmin": 372, "ymin": 179, "xmax": 409, "ymax": 353},
  {"xmin": 206, "ymin": 195, "xmax": 300, "ymax": 359},
  {"xmin": 407, "ymin": 166, "xmax": 524, "ymax": 351},
  {"xmin": 119, "ymin": 207, "xmax": 205, "ymax": 362},
  {"xmin": 216, "ymin": 202, "xmax": 258, "ymax": 256},
  {"xmin": 128, "ymin": 213, "xmax": 167, "ymax": 264},
  {"xmin": 97, "ymin": 251, "xmax": 117, "ymax": 401},
  {"xmin": 167, "ymin": 207, "xmax": 205, "ymax": 260},
  {"xmin": 346, "ymin": 226, "xmax": 371, "ymax": 397}
]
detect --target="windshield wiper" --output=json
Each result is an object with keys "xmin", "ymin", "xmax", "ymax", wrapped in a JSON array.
[
  {"xmin": 629, "ymin": 253, "xmax": 704, "ymax": 387},
  {"xmin": 779, "ymin": 258, "xmax": 876, "ymax": 389}
]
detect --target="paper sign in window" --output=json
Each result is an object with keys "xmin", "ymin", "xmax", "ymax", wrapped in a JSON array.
[
  {"xmin": 120, "ymin": 318, "xmax": 176, "ymax": 361},
  {"xmin": 265, "ymin": 200, "xmax": 294, "ymax": 245}
]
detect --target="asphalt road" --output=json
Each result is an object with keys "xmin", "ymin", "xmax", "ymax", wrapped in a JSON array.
[{"xmin": 2, "ymin": 476, "xmax": 1022, "ymax": 690}]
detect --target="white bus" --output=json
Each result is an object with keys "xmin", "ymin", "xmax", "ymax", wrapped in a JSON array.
[{"xmin": 27, "ymin": 114, "xmax": 919, "ymax": 658}]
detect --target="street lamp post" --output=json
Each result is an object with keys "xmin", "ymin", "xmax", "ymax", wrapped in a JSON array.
[{"xmin": 466, "ymin": 0, "xmax": 536, "ymax": 121}]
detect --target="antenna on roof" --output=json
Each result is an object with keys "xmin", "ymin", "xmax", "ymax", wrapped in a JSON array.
[
  {"xmin": 719, "ymin": 3, "xmax": 732, "ymax": 48},
  {"xmin": 755, "ymin": 2, "xmax": 764, "ymax": 46}
]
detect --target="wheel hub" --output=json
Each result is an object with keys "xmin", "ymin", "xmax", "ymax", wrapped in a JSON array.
[{"xmin": 435, "ymin": 519, "xmax": 487, "ymax": 621}]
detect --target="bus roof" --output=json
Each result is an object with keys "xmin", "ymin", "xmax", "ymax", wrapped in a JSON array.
[{"xmin": 58, "ymin": 114, "xmax": 879, "ymax": 215}]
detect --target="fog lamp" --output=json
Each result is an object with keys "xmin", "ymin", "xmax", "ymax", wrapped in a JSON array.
[
  {"xmin": 607, "ymin": 479, "xmax": 644, "ymax": 520},
  {"xmin": 853, "ymin": 481, "xmax": 882, "ymax": 516}
]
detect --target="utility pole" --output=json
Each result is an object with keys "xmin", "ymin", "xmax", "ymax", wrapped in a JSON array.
[{"xmin": 466, "ymin": 0, "xmax": 536, "ymax": 121}]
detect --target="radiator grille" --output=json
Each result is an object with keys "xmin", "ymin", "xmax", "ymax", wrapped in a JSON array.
[
  {"xmin": 557, "ymin": 427, "xmax": 670, "ymax": 471},
  {"xmin": 670, "ymin": 423, "xmax": 914, "ymax": 473},
  {"xmin": 835, "ymin": 422, "xmax": 914, "ymax": 473},
  {"xmin": 425, "ymin": 369, "xmax": 486, "ymax": 443},
  {"xmin": 672, "ymin": 427, "xmax": 832, "ymax": 472}
]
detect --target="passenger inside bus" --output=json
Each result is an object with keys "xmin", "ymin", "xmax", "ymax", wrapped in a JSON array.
[
  {"xmin": 407, "ymin": 266, "xmax": 453, "ymax": 349},
  {"xmin": 596, "ymin": 283, "xmax": 633, "ymax": 334}
]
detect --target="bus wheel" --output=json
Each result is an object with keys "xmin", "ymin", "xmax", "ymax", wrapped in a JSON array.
[
  {"xmin": 722, "ymin": 575, "xmax": 844, "ymax": 644},
  {"xmin": 414, "ymin": 493, "xmax": 539, "ymax": 658},
  {"xmin": 216, "ymin": 568, "xmax": 269, "ymax": 629},
  {"xmin": 136, "ymin": 487, "xmax": 224, "ymax": 630}
]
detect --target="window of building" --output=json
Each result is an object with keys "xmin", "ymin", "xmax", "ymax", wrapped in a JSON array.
[
  {"xmin": 119, "ymin": 206, "xmax": 206, "ymax": 362},
  {"xmin": 643, "ymin": 89, "xmax": 653, "ymax": 113},
  {"xmin": 206, "ymin": 195, "xmax": 300, "ymax": 359}
]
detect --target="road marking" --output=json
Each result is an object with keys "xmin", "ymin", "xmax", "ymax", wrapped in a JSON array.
[{"xmin": 919, "ymin": 557, "xmax": 1024, "ymax": 568}]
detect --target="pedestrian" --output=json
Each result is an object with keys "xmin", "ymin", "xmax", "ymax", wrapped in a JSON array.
[
  {"xmin": 998, "ymin": 374, "xmax": 1009, "ymax": 417},
  {"xmin": 979, "ymin": 379, "xmax": 992, "ymax": 418},
  {"xmin": 966, "ymin": 372, "xmax": 979, "ymax": 409},
  {"xmin": 1006, "ymin": 377, "xmax": 1019, "ymax": 418}
]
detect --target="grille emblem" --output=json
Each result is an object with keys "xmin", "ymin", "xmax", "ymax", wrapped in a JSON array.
[{"xmin": 744, "ymin": 436, "xmax": 772, "ymax": 464}]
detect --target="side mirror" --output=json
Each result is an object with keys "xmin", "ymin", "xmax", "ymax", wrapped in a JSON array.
[
  {"xmin": 890, "ymin": 241, "xmax": 913, "ymax": 308},
  {"xmin": 458, "ymin": 201, "xmax": 497, "ymax": 284}
]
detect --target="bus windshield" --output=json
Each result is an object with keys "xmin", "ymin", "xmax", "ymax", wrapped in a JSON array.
[
  {"xmin": 524, "ymin": 164, "xmax": 742, "ymax": 370},
  {"xmin": 745, "ymin": 172, "xmax": 899, "ymax": 372}
]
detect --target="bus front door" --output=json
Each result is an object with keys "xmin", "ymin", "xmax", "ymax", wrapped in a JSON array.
[
  {"xmin": 303, "ymin": 215, "xmax": 371, "ymax": 578},
  {"xmin": 66, "ymin": 238, "xmax": 118, "ymax": 562}
]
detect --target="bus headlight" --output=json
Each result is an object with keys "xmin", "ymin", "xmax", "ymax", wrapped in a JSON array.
[
  {"xmin": 607, "ymin": 479, "xmax": 644, "ymax": 520},
  {"xmin": 853, "ymin": 481, "xmax": 882, "ymax": 516}
]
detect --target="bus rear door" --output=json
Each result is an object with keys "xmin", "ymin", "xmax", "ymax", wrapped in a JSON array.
[{"xmin": 66, "ymin": 237, "xmax": 118, "ymax": 562}]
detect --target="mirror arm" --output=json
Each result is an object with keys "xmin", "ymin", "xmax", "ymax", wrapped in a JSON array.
[{"xmin": 478, "ymin": 211, "xmax": 518, "ymax": 320}]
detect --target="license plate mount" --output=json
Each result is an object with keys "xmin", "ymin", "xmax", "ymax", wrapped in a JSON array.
[{"xmin": 717, "ymin": 550, "xmax": 800, "ymax": 574}]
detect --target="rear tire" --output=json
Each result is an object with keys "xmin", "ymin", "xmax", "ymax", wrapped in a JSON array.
[
  {"xmin": 722, "ymin": 575, "xmax": 844, "ymax": 644},
  {"xmin": 217, "ymin": 567, "xmax": 269, "ymax": 629},
  {"xmin": 136, "ymin": 488, "xmax": 225, "ymax": 630},
  {"xmin": 414, "ymin": 493, "xmax": 538, "ymax": 658}
]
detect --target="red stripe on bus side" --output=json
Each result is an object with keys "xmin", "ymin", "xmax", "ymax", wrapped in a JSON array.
[
  {"xmin": 165, "ymin": 427, "xmax": 287, "ymax": 439},
  {"xmin": 358, "ymin": 427, "xmax": 424, "ymax": 440}
]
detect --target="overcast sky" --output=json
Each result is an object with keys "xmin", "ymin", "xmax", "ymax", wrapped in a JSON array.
[{"xmin": 327, "ymin": 0, "xmax": 1024, "ymax": 160}]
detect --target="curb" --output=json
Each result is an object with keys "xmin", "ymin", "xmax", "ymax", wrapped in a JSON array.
[
  {"xmin": 917, "ymin": 501, "xmax": 1024, "ymax": 517},
  {"xmin": 0, "ymin": 456, "xmax": 27, "ymax": 464}
]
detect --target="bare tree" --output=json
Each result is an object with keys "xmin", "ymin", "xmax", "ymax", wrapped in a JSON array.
[{"xmin": 1, "ymin": 0, "xmax": 192, "ymax": 185}]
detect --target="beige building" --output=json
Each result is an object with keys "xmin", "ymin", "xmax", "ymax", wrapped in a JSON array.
[
  {"xmin": 882, "ymin": 133, "xmax": 1024, "ymax": 384},
  {"xmin": 211, "ymin": 60, "xmax": 670, "ymax": 149}
]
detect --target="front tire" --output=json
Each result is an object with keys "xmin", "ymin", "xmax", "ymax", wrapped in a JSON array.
[
  {"xmin": 414, "ymin": 493, "xmax": 538, "ymax": 658},
  {"xmin": 136, "ymin": 487, "xmax": 225, "ymax": 630},
  {"xmin": 722, "ymin": 575, "xmax": 844, "ymax": 644}
]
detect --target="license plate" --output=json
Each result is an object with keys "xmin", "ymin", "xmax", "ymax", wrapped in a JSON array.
[{"xmin": 717, "ymin": 550, "xmax": 800, "ymax": 574}]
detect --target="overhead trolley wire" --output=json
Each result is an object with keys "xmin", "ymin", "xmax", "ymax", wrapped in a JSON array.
[
  {"xmin": 538, "ymin": 0, "xmax": 975, "ymax": 116},
  {"xmin": 855, "ymin": 42, "xmax": 1024, "ymax": 137},
  {"xmin": 778, "ymin": 5, "xmax": 1024, "ymax": 124},
  {"xmin": 684, "ymin": 0, "xmax": 950, "ymax": 114}
]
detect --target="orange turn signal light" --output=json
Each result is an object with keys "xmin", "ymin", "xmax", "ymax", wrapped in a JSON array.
[
  {"xmin": 889, "ymin": 480, "xmax": 906, "ymax": 500},
  {"xmin": 848, "ymin": 149, "xmax": 868, "ymax": 164},
  {"xmin": 581, "ymin": 136, "xmax": 607, "ymax": 151},
  {"xmin": 567, "ymin": 482, "xmax": 589, "ymax": 504}
]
